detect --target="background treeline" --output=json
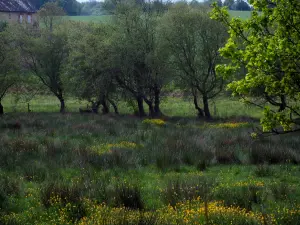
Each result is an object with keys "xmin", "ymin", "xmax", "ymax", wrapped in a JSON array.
[
  {"xmin": 31, "ymin": 0, "xmax": 252, "ymax": 16},
  {"xmin": 32, "ymin": 0, "xmax": 82, "ymax": 15},
  {"xmin": 0, "ymin": 1, "xmax": 228, "ymax": 119},
  {"xmin": 2, "ymin": 0, "xmax": 300, "ymax": 134}
]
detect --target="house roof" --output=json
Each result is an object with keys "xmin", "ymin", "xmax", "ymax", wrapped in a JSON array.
[{"xmin": 0, "ymin": 0, "xmax": 37, "ymax": 13}]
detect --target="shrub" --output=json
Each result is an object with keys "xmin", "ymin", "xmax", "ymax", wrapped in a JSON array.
[
  {"xmin": 213, "ymin": 183, "xmax": 264, "ymax": 210},
  {"xmin": 107, "ymin": 182, "xmax": 144, "ymax": 210},
  {"xmin": 254, "ymin": 164, "xmax": 274, "ymax": 177},
  {"xmin": 0, "ymin": 174, "xmax": 22, "ymax": 212},
  {"xmin": 269, "ymin": 182, "xmax": 294, "ymax": 201},
  {"xmin": 250, "ymin": 142, "xmax": 300, "ymax": 164},
  {"xmin": 40, "ymin": 182, "xmax": 86, "ymax": 222},
  {"xmin": 162, "ymin": 177, "xmax": 214, "ymax": 207},
  {"xmin": 41, "ymin": 182, "xmax": 82, "ymax": 208}
]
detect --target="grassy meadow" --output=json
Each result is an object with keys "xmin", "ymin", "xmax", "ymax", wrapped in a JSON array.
[
  {"xmin": 67, "ymin": 15, "xmax": 113, "ymax": 23},
  {"xmin": 66, "ymin": 10, "xmax": 251, "ymax": 23},
  {"xmin": 1, "ymin": 95, "xmax": 300, "ymax": 224}
]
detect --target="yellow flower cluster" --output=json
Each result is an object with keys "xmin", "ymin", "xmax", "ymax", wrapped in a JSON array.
[
  {"xmin": 158, "ymin": 200, "xmax": 264, "ymax": 225},
  {"xmin": 3, "ymin": 195, "xmax": 300, "ymax": 225},
  {"xmin": 107, "ymin": 141, "xmax": 139, "ymax": 149},
  {"xmin": 91, "ymin": 141, "xmax": 141, "ymax": 155},
  {"xmin": 142, "ymin": 119, "xmax": 166, "ymax": 126},
  {"xmin": 206, "ymin": 122, "xmax": 249, "ymax": 129},
  {"xmin": 213, "ymin": 180, "xmax": 264, "ymax": 193},
  {"xmin": 73, "ymin": 199, "xmax": 265, "ymax": 225}
]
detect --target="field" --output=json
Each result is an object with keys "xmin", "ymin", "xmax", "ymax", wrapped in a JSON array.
[
  {"xmin": 67, "ymin": 15, "xmax": 113, "ymax": 23},
  {"xmin": 229, "ymin": 10, "xmax": 252, "ymax": 19},
  {"xmin": 1, "ymin": 96, "xmax": 300, "ymax": 224},
  {"xmin": 66, "ymin": 11, "xmax": 251, "ymax": 23},
  {"xmin": 2, "ymin": 94, "xmax": 262, "ymax": 118}
]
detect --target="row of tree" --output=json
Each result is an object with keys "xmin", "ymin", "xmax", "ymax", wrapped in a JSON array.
[
  {"xmin": 0, "ymin": 2, "xmax": 227, "ymax": 119},
  {"xmin": 2, "ymin": 0, "xmax": 300, "ymax": 134},
  {"xmin": 83, "ymin": 0, "xmax": 251, "ymax": 16},
  {"xmin": 31, "ymin": 0, "xmax": 82, "ymax": 15}
]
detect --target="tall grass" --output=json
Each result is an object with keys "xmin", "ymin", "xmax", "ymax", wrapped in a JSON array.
[{"xmin": 0, "ymin": 107, "xmax": 300, "ymax": 224}]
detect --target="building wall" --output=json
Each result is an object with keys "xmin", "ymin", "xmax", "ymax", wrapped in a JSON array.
[{"xmin": 0, "ymin": 11, "xmax": 37, "ymax": 24}]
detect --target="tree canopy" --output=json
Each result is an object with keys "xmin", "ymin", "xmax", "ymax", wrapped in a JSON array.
[
  {"xmin": 160, "ymin": 4, "xmax": 227, "ymax": 118},
  {"xmin": 212, "ymin": 0, "xmax": 300, "ymax": 134},
  {"xmin": 31, "ymin": 0, "xmax": 81, "ymax": 15}
]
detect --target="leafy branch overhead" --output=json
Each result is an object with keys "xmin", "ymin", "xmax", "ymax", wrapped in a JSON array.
[{"xmin": 211, "ymin": 0, "xmax": 300, "ymax": 134}]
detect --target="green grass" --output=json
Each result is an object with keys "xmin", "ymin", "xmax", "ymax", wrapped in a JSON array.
[
  {"xmin": 229, "ymin": 10, "xmax": 252, "ymax": 20},
  {"xmin": 65, "ymin": 10, "xmax": 251, "ymax": 24},
  {"xmin": 0, "ymin": 104, "xmax": 300, "ymax": 224},
  {"xmin": 2, "ymin": 94, "xmax": 262, "ymax": 118},
  {"xmin": 67, "ymin": 15, "xmax": 113, "ymax": 23}
]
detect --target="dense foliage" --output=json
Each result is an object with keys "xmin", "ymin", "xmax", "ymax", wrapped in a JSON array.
[
  {"xmin": 0, "ymin": 24, "xmax": 20, "ymax": 114},
  {"xmin": 212, "ymin": 0, "xmax": 300, "ymax": 134},
  {"xmin": 159, "ymin": 4, "xmax": 227, "ymax": 118},
  {"xmin": 1, "ymin": 1, "xmax": 300, "ymax": 224},
  {"xmin": 32, "ymin": 0, "xmax": 82, "ymax": 15}
]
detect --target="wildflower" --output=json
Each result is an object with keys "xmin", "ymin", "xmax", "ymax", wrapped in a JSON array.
[
  {"xmin": 206, "ymin": 122, "xmax": 249, "ymax": 129},
  {"xmin": 142, "ymin": 119, "xmax": 166, "ymax": 126}
]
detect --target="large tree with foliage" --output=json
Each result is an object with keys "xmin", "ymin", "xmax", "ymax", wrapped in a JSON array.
[
  {"xmin": 0, "ymin": 26, "xmax": 20, "ymax": 115},
  {"xmin": 32, "ymin": 0, "xmax": 81, "ymax": 15},
  {"xmin": 68, "ymin": 22, "xmax": 118, "ymax": 114},
  {"xmin": 159, "ymin": 4, "xmax": 227, "ymax": 118},
  {"xmin": 212, "ymin": 0, "xmax": 300, "ymax": 134},
  {"xmin": 112, "ymin": 3, "xmax": 169, "ymax": 117},
  {"xmin": 18, "ymin": 3, "xmax": 69, "ymax": 113}
]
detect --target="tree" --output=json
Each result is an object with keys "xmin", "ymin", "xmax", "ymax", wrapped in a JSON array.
[
  {"xmin": 112, "ymin": 3, "xmax": 169, "ymax": 117},
  {"xmin": 223, "ymin": 0, "xmax": 234, "ymax": 10},
  {"xmin": 159, "ymin": 4, "xmax": 227, "ymax": 118},
  {"xmin": 203, "ymin": 0, "xmax": 222, "ymax": 7},
  {"xmin": 37, "ymin": 2, "xmax": 65, "ymax": 32},
  {"xmin": 32, "ymin": 0, "xmax": 81, "ymax": 15},
  {"xmin": 211, "ymin": 0, "xmax": 300, "ymax": 134},
  {"xmin": 68, "ymin": 22, "xmax": 118, "ymax": 114},
  {"xmin": 233, "ymin": 0, "xmax": 251, "ymax": 11},
  {"xmin": 18, "ymin": 3, "xmax": 69, "ymax": 113},
  {"xmin": 0, "ymin": 26, "xmax": 20, "ymax": 115}
]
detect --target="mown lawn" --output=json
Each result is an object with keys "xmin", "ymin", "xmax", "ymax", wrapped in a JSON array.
[{"xmin": 0, "ymin": 99, "xmax": 300, "ymax": 224}]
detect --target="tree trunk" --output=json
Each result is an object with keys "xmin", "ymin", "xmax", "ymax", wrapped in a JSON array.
[
  {"xmin": 59, "ymin": 98, "xmax": 65, "ymax": 113},
  {"xmin": 154, "ymin": 88, "xmax": 162, "ymax": 117},
  {"xmin": 92, "ymin": 101, "xmax": 100, "ymax": 114},
  {"xmin": 0, "ymin": 102, "xmax": 3, "ymax": 115},
  {"xmin": 279, "ymin": 95, "xmax": 287, "ymax": 112},
  {"xmin": 136, "ymin": 96, "xmax": 146, "ymax": 117},
  {"xmin": 101, "ymin": 99, "xmax": 110, "ymax": 114},
  {"xmin": 143, "ymin": 97, "xmax": 155, "ymax": 117},
  {"xmin": 108, "ymin": 99, "xmax": 119, "ymax": 114},
  {"xmin": 192, "ymin": 92, "xmax": 204, "ymax": 117},
  {"xmin": 148, "ymin": 103, "xmax": 155, "ymax": 118},
  {"xmin": 203, "ymin": 95, "xmax": 211, "ymax": 119}
]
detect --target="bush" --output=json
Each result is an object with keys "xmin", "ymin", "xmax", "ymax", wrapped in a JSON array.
[
  {"xmin": 254, "ymin": 164, "xmax": 274, "ymax": 177},
  {"xmin": 162, "ymin": 177, "xmax": 214, "ymax": 207},
  {"xmin": 107, "ymin": 182, "xmax": 144, "ymax": 210},
  {"xmin": 41, "ymin": 182, "xmax": 82, "ymax": 208},
  {"xmin": 250, "ymin": 142, "xmax": 300, "ymax": 164},
  {"xmin": 213, "ymin": 183, "xmax": 264, "ymax": 210},
  {"xmin": 0, "ymin": 174, "xmax": 22, "ymax": 211}
]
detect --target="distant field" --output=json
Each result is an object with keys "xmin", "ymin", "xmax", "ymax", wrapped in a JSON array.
[
  {"xmin": 67, "ymin": 15, "xmax": 113, "ymax": 23},
  {"xmin": 229, "ymin": 10, "xmax": 252, "ymax": 19},
  {"xmin": 66, "ymin": 10, "xmax": 251, "ymax": 23}
]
